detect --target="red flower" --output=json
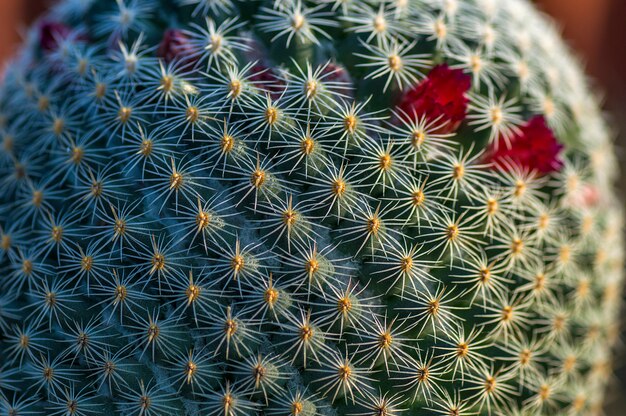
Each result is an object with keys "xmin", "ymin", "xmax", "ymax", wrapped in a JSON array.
[
  {"xmin": 396, "ymin": 64, "xmax": 472, "ymax": 133},
  {"xmin": 157, "ymin": 29, "xmax": 197, "ymax": 65},
  {"xmin": 485, "ymin": 116, "xmax": 564, "ymax": 174},
  {"xmin": 321, "ymin": 62, "xmax": 352, "ymax": 85},
  {"xmin": 249, "ymin": 64, "xmax": 286, "ymax": 98},
  {"xmin": 320, "ymin": 62, "xmax": 353, "ymax": 98},
  {"xmin": 39, "ymin": 20, "xmax": 72, "ymax": 51}
]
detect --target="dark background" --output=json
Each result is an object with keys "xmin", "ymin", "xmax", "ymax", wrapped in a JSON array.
[{"xmin": 1, "ymin": 0, "xmax": 625, "ymax": 413}]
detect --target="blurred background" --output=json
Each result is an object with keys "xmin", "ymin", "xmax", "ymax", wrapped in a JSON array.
[{"xmin": 0, "ymin": 0, "xmax": 625, "ymax": 413}]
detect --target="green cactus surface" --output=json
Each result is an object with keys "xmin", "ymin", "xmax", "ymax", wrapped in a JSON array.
[{"xmin": 0, "ymin": 0, "xmax": 623, "ymax": 415}]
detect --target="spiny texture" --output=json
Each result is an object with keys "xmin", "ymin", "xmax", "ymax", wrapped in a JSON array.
[{"xmin": 0, "ymin": 0, "xmax": 623, "ymax": 415}]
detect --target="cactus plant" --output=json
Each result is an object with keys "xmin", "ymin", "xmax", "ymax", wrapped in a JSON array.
[{"xmin": 0, "ymin": 0, "xmax": 623, "ymax": 415}]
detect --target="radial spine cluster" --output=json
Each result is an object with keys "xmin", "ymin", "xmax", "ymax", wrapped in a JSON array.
[{"xmin": 0, "ymin": 0, "xmax": 623, "ymax": 415}]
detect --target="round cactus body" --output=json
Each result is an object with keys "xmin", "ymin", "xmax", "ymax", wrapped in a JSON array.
[{"xmin": 0, "ymin": 0, "xmax": 623, "ymax": 415}]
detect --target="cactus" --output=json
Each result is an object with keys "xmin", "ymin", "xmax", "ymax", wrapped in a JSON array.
[{"xmin": 0, "ymin": 0, "xmax": 623, "ymax": 415}]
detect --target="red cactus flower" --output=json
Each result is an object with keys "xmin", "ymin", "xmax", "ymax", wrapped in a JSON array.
[
  {"xmin": 157, "ymin": 29, "xmax": 197, "ymax": 65},
  {"xmin": 320, "ymin": 62, "xmax": 353, "ymax": 98},
  {"xmin": 39, "ymin": 20, "xmax": 72, "ymax": 51},
  {"xmin": 249, "ymin": 64, "xmax": 286, "ymax": 98},
  {"xmin": 320, "ymin": 62, "xmax": 351, "ymax": 83},
  {"xmin": 485, "ymin": 115, "xmax": 564, "ymax": 174},
  {"xmin": 396, "ymin": 64, "xmax": 472, "ymax": 133}
]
